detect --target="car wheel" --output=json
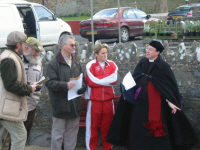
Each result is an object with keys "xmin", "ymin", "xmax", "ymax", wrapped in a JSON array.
[
  {"xmin": 88, "ymin": 38, "xmax": 98, "ymax": 43},
  {"xmin": 59, "ymin": 33, "xmax": 70, "ymax": 43},
  {"xmin": 121, "ymin": 27, "xmax": 129, "ymax": 42},
  {"xmin": 88, "ymin": 38, "xmax": 92, "ymax": 42},
  {"xmin": 52, "ymin": 44, "xmax": 59, "ymax": 54}
]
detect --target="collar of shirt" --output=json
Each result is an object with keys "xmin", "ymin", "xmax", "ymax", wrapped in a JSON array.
[
  {"xmin": 62, "ymin": 54, "xmax": 72, "ymax": 61},
  {"xmin": 149, "ymin": 59, "xmax": 154, "ymax": 62},
  {"xmin": 99, "ymin": 61, "xmax": 106, "ymax": 69}
]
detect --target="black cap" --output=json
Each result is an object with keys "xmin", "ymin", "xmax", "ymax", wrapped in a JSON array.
[{"xmin": 149, "ymin": 40, "xmax": 164, "ymax": 53}]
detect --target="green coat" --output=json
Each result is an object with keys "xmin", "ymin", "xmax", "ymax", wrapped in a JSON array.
[{"xmin": 0, "ymin": 49, "xmax": 32, "ymax": 96}]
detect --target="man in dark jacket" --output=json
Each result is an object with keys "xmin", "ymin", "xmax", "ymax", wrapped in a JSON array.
[
  {"xmin": 45, "ymin": 35, "xmax": 86, "ymax": 150},
  {"xmin": 107, "ymin": 40, "xmax": 199, "ymax": 150}
]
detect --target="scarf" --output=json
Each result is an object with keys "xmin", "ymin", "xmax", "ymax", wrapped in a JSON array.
[{"xmin": 143, "ymin": 81, "xmax": 167, "ymax": 137}]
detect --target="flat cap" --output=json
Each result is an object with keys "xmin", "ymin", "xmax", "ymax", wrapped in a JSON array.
[
  {"xmin": 7, "ymin": 31, "xmax": 27, "ymax": 46},
  {"xmin": 149, "ymin": 40, "xmax": 164, "ymax": 53},
  {"xmin": 26, "ymin": 37, "xmax": 44, "ymax": 52}
]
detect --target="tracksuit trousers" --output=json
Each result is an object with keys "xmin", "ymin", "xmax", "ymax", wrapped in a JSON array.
[{"xmin": 86, "ymin": 100, "xmax": 114, "ymax": 150}]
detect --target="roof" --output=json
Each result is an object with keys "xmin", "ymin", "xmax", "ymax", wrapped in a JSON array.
[
  {"xmin": 98, "ymin": 7, "xmax": 143, "ymax": 12},
  {"xmin": 179, "ymin": 3, "xmax": 200, "ymax": 8},
  {"xmin": 0, "ymin": 0, "xmax": 40, "ymax": 6}
]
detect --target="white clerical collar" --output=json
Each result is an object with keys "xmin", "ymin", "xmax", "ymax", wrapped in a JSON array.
[{"xmin": 149, "ymin": 59, "xmax": 154, "ymax": 62}]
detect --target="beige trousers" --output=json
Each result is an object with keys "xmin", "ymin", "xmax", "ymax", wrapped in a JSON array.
[
  {"xmin": 51, "ymin": 116, "xmax": 80, "ymax": 150},
  {"xmin": 0, "ymin": 120, "xmax": 27, "ymax": 150}
]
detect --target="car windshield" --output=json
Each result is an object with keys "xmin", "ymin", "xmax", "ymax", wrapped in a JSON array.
[
  {"xmin": 134, "ymin": 10, "xmax": 147, "ymax": 18},
  {"xmin": 93, "ymin": 9, "xmax": 118, "ymax": 19},
  {"xmin": 174, "ymin": 7, "xmax": 191, "ymax": 12}
]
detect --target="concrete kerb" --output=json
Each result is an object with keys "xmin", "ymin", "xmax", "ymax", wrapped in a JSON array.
[{"xmin": 24, "ymin": 146, "xmax": 86, "ymax": 150}]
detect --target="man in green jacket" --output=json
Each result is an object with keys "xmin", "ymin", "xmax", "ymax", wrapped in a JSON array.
[
  {"xmin": 46, "ymin": 35, "xmax": 86, "ymax": 150},
  {"xmin": 0, "ymin": 31, "xmax": 37, "ymax": 150}
]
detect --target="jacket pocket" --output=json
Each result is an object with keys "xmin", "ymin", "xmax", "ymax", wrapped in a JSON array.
[
  {"xmin": 74, "ymin": 98, "xmax": 82, "ymax": 112},
  {"xmin": 53, "ymin": 93, "xmax": 71, "ymax": 114},
  {"xmin": 2, "ymin": 98, "xmax": 20, "ymax": 117},
  {"xmin": 55, "ymin": 100, "xmax": 71, "ymax": 114}
]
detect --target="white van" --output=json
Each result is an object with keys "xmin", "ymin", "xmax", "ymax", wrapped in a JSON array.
[{"xmin": 0, "ymin": 0, "xmax": 72, "ymax": 48}]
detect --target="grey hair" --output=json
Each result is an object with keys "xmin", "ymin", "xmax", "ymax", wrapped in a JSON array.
[{"xmin": 59, "ymin": 35, "xmax": 75, "ymax": 49}]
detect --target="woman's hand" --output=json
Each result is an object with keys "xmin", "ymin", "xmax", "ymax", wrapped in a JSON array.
[{"xmin": 167, "ymin": 101, "xmax": 181, "ymax": 114}]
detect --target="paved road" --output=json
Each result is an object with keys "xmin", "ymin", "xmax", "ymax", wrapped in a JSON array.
[{"xmin": 74, "ymin": 35, "xmax": 143, "ymax": 48}]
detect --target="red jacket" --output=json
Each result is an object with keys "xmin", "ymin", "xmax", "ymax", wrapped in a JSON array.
[{"xmin": 85, "ymin": 59, "xmax": 118, "ymax": 101}]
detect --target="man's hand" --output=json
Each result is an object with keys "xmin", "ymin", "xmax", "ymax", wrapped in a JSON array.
[
  {"xmin": 30, "ymin": 84, "xmax": 38, "ymax": 93},
  {"xmin": 35, "ymin": 86, "xmax": 42, "ymax": 91},
  {"xmin": 167, "ymin": 101, "xmax": 181, "ymax": 114},
  {"xmin": 67, "ymin": 82, "xmax": 75, "ymax": 90},
  {"xmin": 30, "ymin": 82, "xmax": 37, "ymax": 85}
]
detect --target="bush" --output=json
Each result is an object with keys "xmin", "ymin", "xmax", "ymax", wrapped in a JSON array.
[
  {"xmin": 73, "ymin": 14, "xmax": 77, "ymax": 17},
  {"xmin": 86, "ymin": 13, "xmax": 91, "ymax": 16},
  {"xmin": 81, "ymin": 13, "xmax": 85, "ymax": 16}
]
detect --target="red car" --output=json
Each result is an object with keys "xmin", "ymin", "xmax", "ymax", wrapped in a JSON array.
[{"xmin": 79, "ymin": 7, "xmax": 159, "ymax": 42}]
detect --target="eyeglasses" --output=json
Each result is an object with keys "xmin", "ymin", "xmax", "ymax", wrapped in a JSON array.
[{"xmin": 67, "ymin": 44, "xmax": 76, "ymax": 47}]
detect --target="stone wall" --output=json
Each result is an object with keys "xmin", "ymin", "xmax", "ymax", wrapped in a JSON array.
[
  {"xmin": 27, "ymin": 40, "xmax": 200, "ymax": 147},
  {"xmin": 29, "ymin": 0, "xmax": 200, "ymax": 17}
]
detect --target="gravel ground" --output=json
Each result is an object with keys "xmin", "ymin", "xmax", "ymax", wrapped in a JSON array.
[
  {"xmin": 24, "ymin": 145, "xmax": 126, "ymax": 150},
  {"xmin": 23, "ymin": 145, "xmax": 200, "ymax": 150},
  {"xmin": 2, "ymin": 135, "xmax": 200, "ymax": 150}
]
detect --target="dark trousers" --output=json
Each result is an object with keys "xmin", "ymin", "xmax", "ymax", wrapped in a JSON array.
[{"xmin": 24, "ymin": 108, "xmax": 36, "ymax": 138}]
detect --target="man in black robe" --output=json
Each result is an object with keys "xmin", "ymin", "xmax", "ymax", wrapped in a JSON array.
[{"xmin": 107, "ymin": 40, "xmax": 199, "ymax": 150}]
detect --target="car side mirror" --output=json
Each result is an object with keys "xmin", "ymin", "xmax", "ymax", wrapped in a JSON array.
[
  {"xmin": 53, "ymin": 14, "xmax": 58, "ymax": 20},
  {"xmin": 146, "ymin": 14, "xmax": 151, "ymax": 19}
]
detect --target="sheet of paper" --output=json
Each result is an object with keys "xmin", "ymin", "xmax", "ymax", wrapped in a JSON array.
[
  {"xmin": 34, "ymin": 76, "xmax": 46, "ymax": 85},
  {"xmin": 122, "ymin": 71, "xmax": 136, "ymax": 90},
  {"xmin": 68, "ymin": 73, "xmax": 83, "ymax": 100}
]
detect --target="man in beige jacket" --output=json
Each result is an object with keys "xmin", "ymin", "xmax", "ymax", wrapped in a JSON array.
[
  {"xmin": 0, "ymin": 31, "xmax": 37, "ymax": 150},
  {"xmin": 23, "ymin": 37, "xmax": 44, "ymax": 139}
]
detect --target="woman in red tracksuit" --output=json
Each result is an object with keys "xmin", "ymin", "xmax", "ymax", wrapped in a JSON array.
[{"xmin": 85, "ymin": 43, "xmax": 118, "ymax": 150}]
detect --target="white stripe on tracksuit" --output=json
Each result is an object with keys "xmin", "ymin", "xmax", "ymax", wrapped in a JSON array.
[
  {"xmin": 85, "ymin": 100, "xmax": 115, "ymax": 150},
  {"xmin": 85, "ymin": 59, "xmax": 118, "ymax": 99},
  {"xmin": 85, "ymin": 100, "xmax": 92, "ymax": 150}
]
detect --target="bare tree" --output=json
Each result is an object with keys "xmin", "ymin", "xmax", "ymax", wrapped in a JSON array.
[{"xmin": 156, "ymin": 0, "xmax": 168, "ymax": 13}]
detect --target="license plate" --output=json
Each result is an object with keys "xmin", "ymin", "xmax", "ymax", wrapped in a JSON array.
[
  {"xmin": 86, "ymin": 31, "xmax": 97, "ymax": 35},
  {"xmin": 173, "ymin": 16, "xmax": 182, "ymax": 19}
]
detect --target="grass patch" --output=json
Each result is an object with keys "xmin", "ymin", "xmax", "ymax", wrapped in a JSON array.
[{"xmin": 61, "ymin": 16, "xmax": 90, "ymax": 21}]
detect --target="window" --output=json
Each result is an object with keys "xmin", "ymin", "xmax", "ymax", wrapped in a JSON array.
[
  {"xmin": 134, "ymin": 9, "xmax": 147, "ymax": 18},
  {"xmin": 123, "ymin": 9, "xmax": 136, "ymax": 19},
  {"xmin": 176, "ymin": 7, "xmax": 191, "ymax": 12},
  {"xmin": 93, "ymin": 9, "xmax": 118, "ymax": 19},
  {"xmin": 34, "ymin": 6, "xmax": 54, "ymax": 21}
]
